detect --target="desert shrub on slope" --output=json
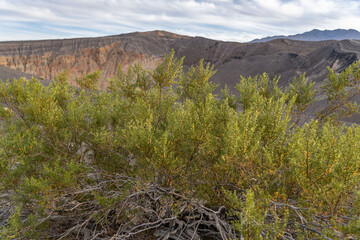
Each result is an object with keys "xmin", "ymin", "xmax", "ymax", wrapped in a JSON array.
[{"xmin": 0, "ymin": 51, "xmax": 359, "ymax": 239}]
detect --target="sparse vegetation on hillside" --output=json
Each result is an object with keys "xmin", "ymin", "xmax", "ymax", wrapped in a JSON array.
[{"xmin": 0, "ymin": 51, "xmax": 360, "ymax": 239}]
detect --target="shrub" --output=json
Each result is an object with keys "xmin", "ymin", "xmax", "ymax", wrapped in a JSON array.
[{"xmin": 0, "ymin": 52, "xmax": 359, "ymax": 239}]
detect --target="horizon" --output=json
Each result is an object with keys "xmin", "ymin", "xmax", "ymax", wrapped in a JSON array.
[
  {"xmin": 0, "ymin": 28, "xmax": 359, "ymax": 44},
  {"xmin": 1, "ymin": 0, "xmax": 360, "ymax": 42}
]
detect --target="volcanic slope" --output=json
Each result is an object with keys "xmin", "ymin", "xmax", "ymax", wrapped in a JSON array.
[
  {"xmin": 0, "ymin": 31, "xmax": 360, "ymax": 91},
  {"xmin": 0, "ymin": 65, "xmax": 41, "ymax": 82}
]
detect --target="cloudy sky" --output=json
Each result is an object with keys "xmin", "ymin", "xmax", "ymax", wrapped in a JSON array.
[{"xmin": 1, "ymin": 0, "xmax": 360, "ymax": 42}]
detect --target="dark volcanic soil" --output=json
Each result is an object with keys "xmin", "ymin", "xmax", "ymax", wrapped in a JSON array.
[{"xmin": 0, "ymin": 65, "xmax": 39, "ymax": 81}]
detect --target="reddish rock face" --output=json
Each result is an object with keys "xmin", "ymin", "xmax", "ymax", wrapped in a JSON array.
[
  {"xmin": 0, "ymin": 32, "xmax": 174, "ymax": 89},
  {"xmin": 0, "ymin": 30, "xmax": 359, "ymax": 91},
  {"xmin": 0, "ymin": 44, "xmax": 162, "ymax": 89}
]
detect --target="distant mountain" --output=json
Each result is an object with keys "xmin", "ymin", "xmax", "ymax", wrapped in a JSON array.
[{"xmin": 250, "ymin": 29, "xmax": 360, "ymax": 43}]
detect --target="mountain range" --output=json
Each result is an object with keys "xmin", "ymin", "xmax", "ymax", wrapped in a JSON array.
[
  {"xmin": 250, "ymin": 29, "xmax": 360, "ymax": 43},
  {"xmin": 0, "ymin": 30, "xmax": 359, "ymax": 93}
]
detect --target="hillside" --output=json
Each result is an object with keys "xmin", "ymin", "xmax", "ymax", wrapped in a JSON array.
[{"xmin": 0, "ymin": 31, "xmax": 360, "ymax": 91}]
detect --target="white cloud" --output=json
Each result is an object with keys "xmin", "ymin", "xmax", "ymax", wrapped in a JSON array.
[{"xmin": 0, "ymin": 0, "xmax": 359, "ymax": 42}]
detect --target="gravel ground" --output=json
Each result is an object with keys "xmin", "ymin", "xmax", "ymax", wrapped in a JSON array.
[
  {"xmin": 0, "ymin": 65, "xmax": 50, "ymax": 85},
  {"xmin": 0, "ymin": 65, "xmax": 37, "ymax": 81},
  {"xmin": 0, "ymin": 193, "xmax": 12, "ymax": 228}
]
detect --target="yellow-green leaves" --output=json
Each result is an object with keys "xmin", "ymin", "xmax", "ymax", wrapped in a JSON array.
[
  {"xmin": 177, "ymin": 59, "xmax": 217, "ymax": 102},
  {"xmin": 1, "ymin": 53, "xmax": 360, "ymax": 239},
  {"xmin": 152, "ymin": 50, "xmax": 183, "ymax": 89},
  {"xmin": 290, "ymin": 121, "xmax": 360, "ymax": 216},
  {"xmin": 288, "ymin": 73, "xmax": 316, "ymax": 113},
  {"xmin": 235, "ymin": 73, "xmax": 284, "ymax": 110},
  {"xmin": 53, "ymin": 69, "xmax": 70, "ymax": 84},
  {"xmin": 318, "ymin": 61, "xmax": 360, "ymax": 122},
  {"xmin": 75, "ymin": 70, "xmax": 102, "ymax": 92}
]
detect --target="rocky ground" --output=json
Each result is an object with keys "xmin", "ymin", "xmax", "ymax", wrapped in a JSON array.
[{"xmin": 0, "ymin": 65, "xmax": 39, "ymax": 81}]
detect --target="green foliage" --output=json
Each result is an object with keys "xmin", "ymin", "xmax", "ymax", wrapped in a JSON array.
[
  {"xmin": 177, "ymin": 59, "xmax": 217, "ymax": 103},
  {"xmin": 290, "ymin": 121, "xmax": 360, "ymax": 216},
  {"xmin": 1, "ymin": 207, "xmax": 22, "ymax": 239},
  {"xmin": 226, "ymin": 189, "xmax": 288, "ymax": 239},
  {"xmin": 152, "ymin": 49, "xmax": 183, "ymax": 90},
  {"xmin": 75, "ymin": 70, "xmax": 102, "ymax": 91},
  {"xmin": 53, "ymin": 68, "xmax": 70, "ymax": 84},
  {"xmin": 235, "ymin": 73, "xmax": 284, "ymax": 110},
  {"xmin": 317, "ymin": 61, "xmax": 360, "ymax": 122},
  {"xmin": 288, "ymin": 73, "xmax": 317, "ymax": 125},
  {"xmin": 108, "ymin": 63, "xmax": 152, "ymax": 99},
  {"xmin": 0, "ymin": 54, "xmax": 359, "ymax": 239},
  {"xmin": 0, "ymin": 206, "xmax": 47, "ymax": 239}
]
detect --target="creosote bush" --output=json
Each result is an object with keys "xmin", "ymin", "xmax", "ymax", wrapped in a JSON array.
[{"xmin": 0, "ymin": 51, "xmax": 360, "ymax": 239}]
